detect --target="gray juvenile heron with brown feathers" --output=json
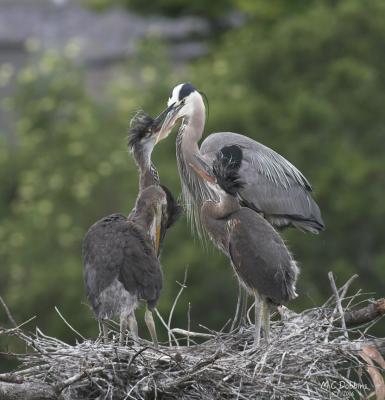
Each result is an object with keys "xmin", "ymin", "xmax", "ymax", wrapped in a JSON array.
[
  {"xmin": 154, "ymin": 83, "xmax": 323, "ymax": 326},
  {"xmin": 82, "ymin": 112, "xmax": 181, "ymax": 348},
  {"xmin": 189, "ymin": 149, "xmax": 299, "ymax": 345}
]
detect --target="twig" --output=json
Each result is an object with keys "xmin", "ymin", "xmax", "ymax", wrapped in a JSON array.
[
  {"xmin": 340, "ymin": 274, "xmax": 359, "ymax": 300},
  {"xmin": 328, "ymin": 272, "xmax": 348, "ymax": 339},
  {"xmin": 1, "ymin": 316, "xmax": 36, "ymax": 340},
  {"xmin": 187, "ymin": 302, "xmax": 191, "ymax": 347},
  {"xmin": 343, "ymin": 299, "xmax": 385, "ymax": 327},
  {"xmin": 170, "ymin": 328, "xmax": 214, "ymax": 339},
  {"xmin": 0, "ymin": 295, "xmax": 17, "ymax": 327},
  {"xmin": 154, "ymin": 308, "xmax": 179, "ymax": 347},
  {"xmin": 324, "ymin": 274, "xmax": 359, "ymax": 307},
  {"xmin": 167, "ymin": 268, "xmax": 188, "ymax": 347},
  {"xmin": 246, "ymin": 301, "xmax": 255, "ymax": 326},
  {"xmin": 54, "ymin": 306, "xmax": 85, "ymax": 340},
  {"xmin": 127, "ymin": 347, "xmax": 149, "ymax": 371},
  {"xmin": 230, "ymin": 280, "xmax": 242, "ymax": 332},
  {"xmin": 55, "ymin": 367, "xmax": 104, "ymax": 393}
]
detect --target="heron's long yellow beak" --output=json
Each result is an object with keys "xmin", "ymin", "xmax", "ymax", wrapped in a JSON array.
[
  {"xmin": 150, "ymin": 205, "xmax": 163, "ymax": 256},
  {"xmin": 155, "ymin": 224, "xmax": 161, "ymax": 255},
  {"xmin": 155, "ymin": 130, "xmax": 166, "ymax": 145},
  {"xmin": 153, "ymin": 102, "xmax": 183, "ymax": 144},
  {"xmin": 189, "ymin": 162, "xmax": 216, "ymax": 184}
]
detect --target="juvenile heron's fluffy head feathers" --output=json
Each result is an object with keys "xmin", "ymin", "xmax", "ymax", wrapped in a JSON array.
[{"xmin": 127, "ymin": 111, "xmax": 155, "ymax": 150}]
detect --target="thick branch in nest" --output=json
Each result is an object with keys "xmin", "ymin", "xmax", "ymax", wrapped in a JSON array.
[
  {"xmin": 344, "ymin": 298, "xmax": 385, "ymax": 327},
  {"xmin": 0, "ymin": 381, "xmax": 57, "ymax": 400}
]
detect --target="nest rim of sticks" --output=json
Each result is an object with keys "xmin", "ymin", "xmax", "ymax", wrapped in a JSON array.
[{"xmin": 1, "ymin": 273, "xmax": 385, "ymax": 400}]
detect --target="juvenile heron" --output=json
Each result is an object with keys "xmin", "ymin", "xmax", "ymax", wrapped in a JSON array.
[
  {"xmin": 190, "ymin": 150, "xmax": 299, "ymax": 345},
  {"xmin": 82, "ymin": 112, "xmax": 181, "ymax": 347},
  {"xmin": 155, "ymin": 82, "xmax": 324, "ymax": 237}
]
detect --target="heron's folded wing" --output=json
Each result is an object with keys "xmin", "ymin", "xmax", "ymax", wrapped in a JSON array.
[
  {"xmin": 83, "ymin": 214, "xmax": 128, "ymax": 300},
  {"xmin": 118, "ymin": 223, "xmax": 163, "ymax": 307},
  {"xmin": 82, "ymin": 216, "xmax": 162, "ymax": 308},
  {"xmin": 201, "ymin": 132, "xmax": 324, "ymax": 232},
  {"xmin": 228, "ymin": 209, "xmax": 297, "ymax": 304}
]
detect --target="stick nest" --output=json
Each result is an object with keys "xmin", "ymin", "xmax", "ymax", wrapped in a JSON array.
[{"xmin": 1, "ymin": 277, "xmax": 385, "ymax": 399}]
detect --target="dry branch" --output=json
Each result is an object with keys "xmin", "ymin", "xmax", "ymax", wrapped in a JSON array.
[
  {"xmin": 344, "ymin": 298, "xmax": 385, "ymax": 327},
  {"xmin": 0, "ymin": 381, "xmax": 57, "ymax": 400},
  {"xmin": 0, "ymin": 281, "xmax": 384, "ymax": 399}
]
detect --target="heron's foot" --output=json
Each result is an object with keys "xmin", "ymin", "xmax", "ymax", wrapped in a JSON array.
[
  {"xmin": 262, "ymin": 333, "xmax": 270, "ymax": 344},
  {"xmin": 236, "ymin": 321, "xmax": 248, "ymax": 334},
  {"xmin": 119, "ymin": 331, "xmax": 127, "ymax": 346},
  {"xmin": 131, "ymin": 337, "xmax": 140, "ymax": 350},
  {"xmin": 99, "ymin": 321, "xmax": 109, "ymax": 344},
  {"xmin": 253, "ymin": 332, "xmax": 261, "ymax": 347}
]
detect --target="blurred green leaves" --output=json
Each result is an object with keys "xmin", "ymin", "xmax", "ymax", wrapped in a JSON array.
[{"xmin": 86, "ymin": 0, "xmax": 235, "ymax": 19}]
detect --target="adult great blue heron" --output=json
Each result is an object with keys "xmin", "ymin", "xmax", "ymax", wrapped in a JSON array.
[
  {"xmin": 155, "ymin": 83, "xmax": 324, "ymax": 237},
  {"xmin": 190, "ymin": 150, "xmax": 299, "ymax": 345},
  {"xmin": 82, "ymin": 112, "xmax": 180, "ymax": 347}
]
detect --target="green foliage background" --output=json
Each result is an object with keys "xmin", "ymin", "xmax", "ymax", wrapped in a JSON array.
[{"xmin": 1, "ymin": 0, "xmax": 385, "ymax": 365}]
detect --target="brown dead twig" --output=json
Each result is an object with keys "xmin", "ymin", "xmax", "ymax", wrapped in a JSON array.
[{"xmin": 0, "ymin": 274, "xmax": 384, "ymax": 400}]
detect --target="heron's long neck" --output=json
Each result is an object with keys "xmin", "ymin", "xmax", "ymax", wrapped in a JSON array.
[
  {"xmin": 203, "ymin": 195, "xmax": 240, "ymax": 219},
  {"xmin": 132, "ymin": 146, "xmax": 159, "ymax": 191},
  {"xmin": 176, "ymin": 101, "xmax": 217, "ymax": 237},
  {"xmin": 200, "ymin": 197, "xmax": 238, "ymax": 253},
  {"xmin": 176, "ymin": 97, "xmax": 206, "ymax": 190},
  {"xmin": 139, "ymin": 162, "xmax": 159, "ymax": 191},
  {"xmin": 179, "ymin": 102, "xmax": 205, "ymax": 164}
]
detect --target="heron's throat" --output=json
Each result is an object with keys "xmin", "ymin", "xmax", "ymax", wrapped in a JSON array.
[
  {"xmin": 132, "ymin": 145, "xmax": 159, "ymax": 191},
  {"xmin": 149, "ymin": 210, "xmax": 162, "ymax": 256},
  {"xmin": 176, "ymin": 125, "xmax": 218, "ymax": 239},
  {"xmin": 203, "ymin": 195, "xmax": 240, "ymax": 220}
]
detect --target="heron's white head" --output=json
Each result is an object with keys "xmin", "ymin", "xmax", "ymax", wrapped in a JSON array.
[{"xmin": 153, "ymin": 82, "xmax": 205, "ymax": 143}]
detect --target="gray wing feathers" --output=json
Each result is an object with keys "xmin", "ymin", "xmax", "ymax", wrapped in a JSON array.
[
  {"xmin": 228, "ymin": 209, "xmax": 299, "ymax": 304},
  {"xmin": 201, "ymin": 132, "xmax": 311, "ymax": 190},
  {"xmin": 239, "ymin": 169, "xmax": 323, "ymax": 232},
  {"xmin": 201, "ymin": 132, "xmax": 324, "ymax": 232},
  {"xmin": 82, "ymin": 214, "xmax": 162, "ymax": 311}
]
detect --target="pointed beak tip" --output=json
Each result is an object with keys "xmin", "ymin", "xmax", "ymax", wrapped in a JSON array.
[
  {"xmin": 154, "ymin": 129, "xmax": 166, "ymax": 145},
  {"xmin": 154, "ymin": 132, "xmax": 161, "ymax": 145},
  {"xmin": 152, "ymin": 101, "xmax": 182, "ymax": 145}
]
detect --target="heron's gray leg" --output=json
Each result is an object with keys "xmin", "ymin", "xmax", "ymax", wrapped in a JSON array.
[
  {"xmin": 99, "ymin": 320, "xmax": 109, "ymax": 343},
  {"xmin": 119, "ymin": 312, "xmax": 129, "ymax": 345},
  {"xmin": 230, "ymin": 280, "xmax": 243, "ymax": 332},
  {"xmin": 262, "ymin": 299, "xmax": 270, "ymax": 343},
  {"xmin": 254, "ymin": 293, "xmax": 262, "ymax": 347},
  {"xmin": 128, "ymin": 312, "xmax": 139, "ymax": 346},
  {"xmin": 102, "ymin": 321, "xmax": 109, "ymax": 343},
  {"xmin": 144, "ymin": 308, "xmax": 158, "ymax": 349},
  {"xmin": 239, "ymin": 286, "xmax": 248, "ymax": 327}
]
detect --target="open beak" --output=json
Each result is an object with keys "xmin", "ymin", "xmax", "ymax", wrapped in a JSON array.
[
  {"xmin": 188, "ymin": 156, "xmax": 216, "ymax": 184},
  {"xmin": 153, "ymin": 102, "xmax": 184, "ymax": 144}
]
